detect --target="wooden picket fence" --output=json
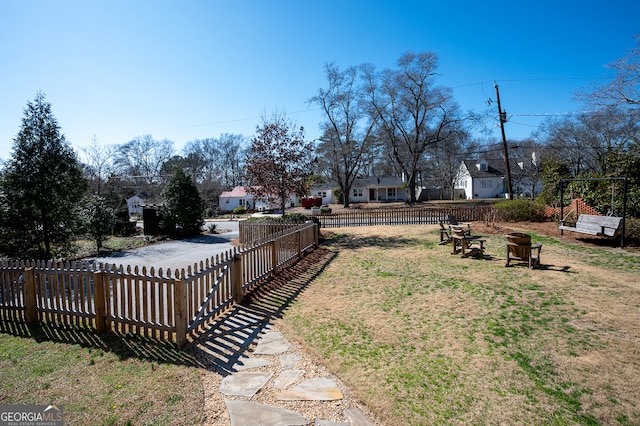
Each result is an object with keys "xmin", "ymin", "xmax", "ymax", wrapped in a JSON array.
[
  {"xmin": 315, "ymin": 205, "xmax": 492, "ymax": 228},
  {"xmin": 0, "ymin": 222, "xmax": 318, "ymax": 346},
  {"xmin": 239, "ymin": 221, "xmax": 308, "ymax": 244}
]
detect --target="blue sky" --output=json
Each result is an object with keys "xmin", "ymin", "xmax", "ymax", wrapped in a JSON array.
[{"xmin": 0, "ymin": 0, "xmax": 638, "ymax": 161}]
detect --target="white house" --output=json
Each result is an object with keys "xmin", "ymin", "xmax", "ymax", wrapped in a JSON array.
[
  {"xmin": 309, "ymin": 182, "xmax": 336, "ymax": 205},
  {"xmin": 455, "ymin": 157, "xmax": 543, "ymax": 199},
  {"xmin": 310, "ymin": 176, "xmax": 408, "ymax": 204},
  {"xmin": 127, "ymin": 195, "xmax": 144, "ymax": 216},
  {"xmin": 219, "ymin": 186, "xmax": 255, "ymax": 212},
  {"xmin": 219, "ymin": 186, "xmax": 300, "ymax": 212}
]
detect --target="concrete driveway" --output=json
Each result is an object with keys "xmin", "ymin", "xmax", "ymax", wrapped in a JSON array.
[{"xmin": 89, "ymin": 221, "xmax": 240, "ymax": 272}]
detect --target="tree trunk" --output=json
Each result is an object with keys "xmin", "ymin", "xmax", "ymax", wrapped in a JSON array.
[
  {"xmin": 342, "ymin": 189, "xmax": 350, "ymax": 208},
  {"xmin": 408, "ymin": 173, "xmax": 417, "ymax": 204}
]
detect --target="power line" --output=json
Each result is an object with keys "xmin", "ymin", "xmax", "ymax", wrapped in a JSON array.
[{"xmin": 69, "ymin": 107, "xmax": 324, "ymax": 143}]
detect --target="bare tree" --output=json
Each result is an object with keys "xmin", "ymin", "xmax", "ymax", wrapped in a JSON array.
[
  {"xmin": 423, "ymin": 128, "xmax": 475, "ymax": 199},
  {"xmin": 363, "ymin": 52, "xmax": 461, "ymax": 203},
  {"xmin": 183, "ymin": 134, "xmax": 247, "ymax": 189},
  {"xmin": 81, "ymin": 135, "xmax": 116, "ymax": 196},
  {"xmin": 310, "ymin": 63, "xmax": 378, "ymax": 207},
  {"xmin": 579, "ymin": 35, "xmax": 640, "ymax": 108},
  {"xmin": 183, "ymin": 138, "xmax": 219, "ymax": 182},
  {"xmin": 540, "ymin": 108, "xmax": 639, "ymax": 177},
  {"xmin": 114, "ymin": 134, "xmax": 174, "ymax": 198},
  {"xmin": 216, "ymin": 133, "xmax": 247, "ymax": 189}
]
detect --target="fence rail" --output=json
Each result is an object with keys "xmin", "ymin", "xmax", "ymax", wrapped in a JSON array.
[
  {"xmin": 0, "ymin": 222, "xmax": 319, "ymax": 345},
  {"xmin": 315, "ymin": 205, "xmax": 492, "ymax": 228}
]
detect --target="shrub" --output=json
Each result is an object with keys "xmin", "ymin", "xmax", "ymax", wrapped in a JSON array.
[
  {"xmin": 625, "ymin": 217, "xmax": 640, "ymax": 242},
  {"xmin": 320, "ymin": 205, "xmax": 332, "ymax": 214},
  {"xmin": 207, "ymin": 223, "xmax": 218, "ymax": 234},
  {"xmin": 233, "ymin": 206, "xmax": 246, "ymax": 215},
  {"xmin": 492, "ymin": 199, "xmax": 546, "ymax": 222},
  {"xmin": 204, "ymin": 207, "xmax": 215, "ymax": 218},
  {"xmin": 332, "ymin": 187, "xmax": 343, "ymax": 204},
  {"xmin": 283, "ymin": 213, "xmax": 311, "ymax": 223}
]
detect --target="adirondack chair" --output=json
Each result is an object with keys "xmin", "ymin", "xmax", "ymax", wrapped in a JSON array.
[
  {"xmin": 451, "ymin": 226, "xmax": 486, "ymax": 258},
  {"xmin": 439, "ymin": 215, "xmax": 471, "ymax": 244},
  {"xmin": 505, "ymin": 233, "xmax": 542, "ymax": 269},
  {"xmin": 448, "ymin": 215, "xmax": 471, "ymax": 233}
]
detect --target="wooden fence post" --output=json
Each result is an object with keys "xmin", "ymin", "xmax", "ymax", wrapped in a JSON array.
[
  {"xmin": 93, "ymin": 271, "xmax": 106, "ymax": 333},
  {"xmin": 314, "ymin": 224, "xmax": 319, "ymax": 248},
  {"xmin": 231, "ymin": 253, "xmax": 244, "ymax": 304},
  {"xmin": 297, "ymin": 228, "xmax": 302, "ymax": 259},
  {"xmin": 174, "ymin": 278, "xmax": 187, "ymax": 347},
  {"xmin": 23, "ymin": 267, "xmax": 37, "ymax": 324}
]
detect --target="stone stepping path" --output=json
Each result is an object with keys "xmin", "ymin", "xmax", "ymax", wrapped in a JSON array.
[
  {"xmin": 278, "ymin": 378, "xmax": 344, "ymax": 401},
  {"xmin": 219, "ymin": 330, "xmax": 375, "ymax": 425},
  {"xmin": 220, "ymin": 372, "xmax": 274, "ymax": 397},
  {"xmin": 225, "ymin": 400, "xmax": 308, "ymax": 425}
]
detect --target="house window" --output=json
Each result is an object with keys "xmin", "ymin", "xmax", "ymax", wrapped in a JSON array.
[
  {"xmin": 481, "ymin": 179, "xmax": 491, "ymax": 189},
  {"xmin": 387, "ymin": 188, "xmax": 396, "ymax": 198},
  {"xmin": 353, "ymin": 189, "xmax": 363, "ymax": 197},
  {"xmin": 239, "ymin": 199, "xmax": 245, "ymax": 206}
]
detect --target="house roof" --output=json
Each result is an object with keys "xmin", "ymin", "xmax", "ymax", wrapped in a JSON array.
[
  {"xmin": 311, "ymin": 176, "xmax": 405, "ymax": 191},
  {"xmin": 463, "ymin": 159, "xmax": 527, "ymax": 179},
  {"xmin": 219, "ymin": 186, "xmax": 257, "ymax": 198},
  {"xmin": 355, "ymin": 176, "xmax": 404, "ymax": 188}
]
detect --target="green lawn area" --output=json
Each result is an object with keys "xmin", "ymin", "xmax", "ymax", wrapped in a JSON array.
[
  {"xmin": 0, "ymin": 325, "xmax": 203, "ymax": 425},
  {"xmin": 278, "ymin": 224, "xmax": 640, "ymax": 425}
]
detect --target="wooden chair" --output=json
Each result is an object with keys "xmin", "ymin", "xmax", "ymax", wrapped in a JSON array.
[
  {"xmin": 448, "ymin": 215, "xmax": 471, "ymax": 234},
  {"xmin": 451, "ymin": 226, "xmax": 486, "ymax": 258},
  {"xmin": 439, "ymin": 221, "xmax": 452, "ymax": 244},
  {"xmin": 505, "ymin": 233, "xmax": 542, "ymax": 269},
  {"xmin": 439, "ymin": 216, "xmax": 470, "ymax": 245}
]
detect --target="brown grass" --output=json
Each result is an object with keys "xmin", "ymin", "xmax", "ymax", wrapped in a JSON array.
[{"xmin": 277, "ymin": 223, "xmax": 640, "ymax": 425}]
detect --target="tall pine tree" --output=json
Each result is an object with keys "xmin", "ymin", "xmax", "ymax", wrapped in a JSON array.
[
  {"xmin": 160, "ymin": 166, "xmax": 205, "ymax": 238},
  {"xmin": 0, "ymin": 92, "xmax": 88, "ymax": 259}
]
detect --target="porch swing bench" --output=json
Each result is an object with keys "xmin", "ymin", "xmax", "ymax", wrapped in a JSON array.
[{"xmin": 559, "ymin": 214, "xmax": 623, "ymax": 237}]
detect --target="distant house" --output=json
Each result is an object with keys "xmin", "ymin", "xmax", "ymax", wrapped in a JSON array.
[
  {"xmin": 309, "ymin": 182, "xmax": 336, "ymax": 205},
  {"xmin": 219, "ymin": 186, "xmax": 256, "ymax": 212},
  {"xmin": 218, "ymin": 186, "xmax": 300, "ymax": 212},
  {"xmin": 127, "ymin": 195, "xmax": 144, "ymax": 216},
  {"xmin": 454, "ymin": 156, "xmax": 543, "ymax": 199},
  {"xmin": 310, "ymin": 176, "xmax": 408, "ymax": 204}
]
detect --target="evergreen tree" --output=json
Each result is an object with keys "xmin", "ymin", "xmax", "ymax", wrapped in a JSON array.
[
  {"xmin": 0, "ymin": 92, "xmax": 88, "ymax": 259},
  {"xmin": 79, "ymin": 195, "xmax": 116, "ymax": 252},
  {"xmin": 160, "ymin": 166, "xmax": 205, "ymax": 238}
]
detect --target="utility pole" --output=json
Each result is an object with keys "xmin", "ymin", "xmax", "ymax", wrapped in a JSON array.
[{"xmin": 494, "ymin": 81, "xmax": 513, "ymax": 199}]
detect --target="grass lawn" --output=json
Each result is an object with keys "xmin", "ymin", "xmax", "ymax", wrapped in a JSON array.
[
  {"xmin": 0, "ymin": 324, "xmax": 203, "ymax": 425},
  {"xmin": 278, "ymin": 224, "xmax": 640, "ymax": 425}
]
